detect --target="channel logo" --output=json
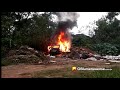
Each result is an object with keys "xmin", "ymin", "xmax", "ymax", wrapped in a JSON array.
[{"xmin": 72, "ymin": 66, "xmax": 77, "ymax": 71}]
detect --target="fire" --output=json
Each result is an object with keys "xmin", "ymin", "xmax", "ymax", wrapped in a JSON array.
[
  {"xmin": 48, "ymin": 45, "xmax": 60, "ymax": 52},
  {"xmin": 57, "ymin": 32, "xmax": 71, "ymax": 52},
  {"xmin": 48, "ymin": 31, "xmax": 71, "ymax": 53}
]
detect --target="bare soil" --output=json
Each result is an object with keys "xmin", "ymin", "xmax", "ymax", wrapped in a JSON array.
[{"xmin": 1, "ymin": 58, "xmax": 120, "ymax": 78}]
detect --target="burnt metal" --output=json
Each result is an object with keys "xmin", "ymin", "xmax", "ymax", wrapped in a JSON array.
[{"xmin": 50, "ymin": 48, "xmax": 61, "ymax": 56}]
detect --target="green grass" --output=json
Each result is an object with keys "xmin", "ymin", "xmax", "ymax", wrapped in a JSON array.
[
  {"xmin": 32, "ymin": 66, "xmax": 120, "ymax": 78},
  {"xmin": 91, "ymin": 67, "xmax": 120, "ymax": 78}
]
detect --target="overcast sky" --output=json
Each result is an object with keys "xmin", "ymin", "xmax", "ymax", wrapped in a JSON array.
[
  {"xmin": 49, "ymin": 12, "xmax": 120, "ymax": 36},
  {"xmin": 69, "ymin": 12, "xmax": 120, "ymax": 36}
]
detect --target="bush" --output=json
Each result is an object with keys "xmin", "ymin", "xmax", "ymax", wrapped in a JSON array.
[
  {"xmin": 92, "ymin": 43, "xmax": 118, "ymax": 55},
  {"xmin": 114, "ymin": 44, "xmax": 120, "ymax": 54}
]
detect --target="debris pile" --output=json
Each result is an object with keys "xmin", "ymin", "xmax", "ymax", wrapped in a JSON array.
[
  {"xmin": 3, "ymin": 45, "xmax": 120, "ymax": 65},
  {"xmin": 5, "ymin": 45, "xmax": 50, "ymax": 64},
  {"xmin": 60, "ymin": 47, "xmax": 96, "ymax": 60},
  {"xmin": 102, "ymin": 55, "xmax": 120, "ymax": 60},
  {"xmin": 102, "ymin": 55, "xmax": 120, "ymax": 63}
]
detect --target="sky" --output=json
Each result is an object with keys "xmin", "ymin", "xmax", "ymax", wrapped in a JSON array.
[
  {"xmin": 40, "ymin": 12, "xmax": 120, "ymax": 36},
  {"xmin": 69, "ymin": 12, "xmax": 120, "ymax": 36}
]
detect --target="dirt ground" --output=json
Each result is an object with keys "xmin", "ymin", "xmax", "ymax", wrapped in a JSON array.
[{"xmin": 1, "ymin": 58, "xmax": 120, "ymax": 78}]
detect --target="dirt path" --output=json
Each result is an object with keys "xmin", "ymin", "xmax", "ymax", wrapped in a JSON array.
[
  {"xmin": 1, "ymin": 64, "xmax": 66, "ymax": 78},
  {"xmin": 2, "ymin": 59, "xmax": 119, "ymax": 78}
]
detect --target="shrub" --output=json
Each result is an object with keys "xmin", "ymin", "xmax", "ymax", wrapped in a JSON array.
[{"xmin": 92, "ymin": 43, "xmax": 118, "ymax": 55}]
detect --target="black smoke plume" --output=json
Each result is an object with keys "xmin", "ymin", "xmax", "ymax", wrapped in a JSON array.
[{"xmin": 50, "ymin": 12, "xmax": 79, "ymax": 45}]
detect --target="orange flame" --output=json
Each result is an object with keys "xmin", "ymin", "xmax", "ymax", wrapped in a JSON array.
[
  {"xmin": 57, "ymin": 32, "xmax": 71, "ymax": 52},
  {"xmin": 48, "ymin": 31, "xmax": 71, "ymax": 53}
]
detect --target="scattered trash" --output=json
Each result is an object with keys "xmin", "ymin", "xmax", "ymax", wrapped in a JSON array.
[
  {"xmin": 4, "ymin": 45, "xmax": 120, "ymax": 65},
  {"xmin": 105, "ymin": 63, "xmax": 110, "ymax": 65},
  {"xmin": 86, "ymin": 57, "xmax": 97, "ymax": 61},
  {"xmin": 50, "ymin": 60, "xmax": 56, "ymax": 63},
  {"xmin": 102, "ymin": 55, "xmax": 120, "ymax": 60},
  {"xmin": 50, "ymin": 56, "xmax": 56, "ymax": 58},
  {"xmin": 108, "ymin": 60, "xmax": 120, "ymax": 63}
]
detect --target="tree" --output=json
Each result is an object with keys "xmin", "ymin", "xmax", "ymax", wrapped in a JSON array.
[
  {"xmin": 93, "ymin": 12, "xmax": 120, "ymax": 44},
  {"xmin": 93, "ymin": 43, "xmax": 118, "ymax": 56},
  {"xmin": 25, "ymin": 12, "xmax": 57, "ymax": 52},
  {"xmin": 1, "ymin": 12, "xmax": 57, "ymax": 57},
  {"xmin": 1, "ymin": 12, "xmax": 32, "ymax": 48},
  {"xmin": 92, "ymin": 12, "xmax": 120, "ymax": 54},
  {"xmin": 1, "ymin": 12, "xmax": 34, "ymax": 57},
  {"xmin": 106, "ymin": 12, "xmax": 119, "ymax": 22},
  {"xmin": 72, "ymin": 34, "xmax": 93, "ymax": 47}
]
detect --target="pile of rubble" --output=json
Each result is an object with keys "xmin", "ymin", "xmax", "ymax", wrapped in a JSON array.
[
  {"xmin": 59, "ymin": 47, "xmax": 96, "ymax": 60},
  {"xmin": 54, "ymin": 46, "xmax": 120, "ymax": 62},
  {"xmin": 4, "ymin": 45, "xmax": 120, "ymax": 65},
  {"xmin": 102, "ymin": 55, "xmax": 120, "ymax": 60},
  {"xmin": 102, "ymin": 55, "xmax": 120, "ymax": 62},
  {"xmin": 85, "ymin": 54, "xmax": 120, "ymax": 62},
  {"xmin": 5, "ymin": 45, "xmax": 50, "ymax": 64}
]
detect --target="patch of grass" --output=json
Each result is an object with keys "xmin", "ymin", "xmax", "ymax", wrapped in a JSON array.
[
  {"xmin": 91, "ymin": 66, "xmax": 120, "ymax": 78},
  {"xmin": 32, "ymin": 66, "xmax": 120, "ymax": 78},
  {"xmin": 33, "ymin": 69, "xmax": 66, "ymax": 78}
]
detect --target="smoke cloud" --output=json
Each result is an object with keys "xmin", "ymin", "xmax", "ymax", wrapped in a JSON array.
[
  {"xmin": 50, "ymin": 12, "xmax": 79, "ymax": 46},
  {"xmin": 55, "ymin": 12, "xmax": 79, "ymax": 22}
]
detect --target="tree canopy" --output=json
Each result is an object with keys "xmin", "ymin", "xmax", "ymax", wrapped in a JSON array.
[
  {"xmin": 1, "ymin": 12, "xmax": 120, "ymax": 57},
  {"xmin": 93, "ymin": 12, "xmax": 120, "ymax": 44},
  {"xmin": 1, "ymin": 12, "xmax": 57, "ymax": 57}
]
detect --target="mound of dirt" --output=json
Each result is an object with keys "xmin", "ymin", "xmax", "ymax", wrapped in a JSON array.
[
  {"xmin": 3, "ymin": 46, "xmax": 50, "ymax": 65},
  {"xmin": 59, "ymin": 47, "xmax": 96, "ymax": 59}
]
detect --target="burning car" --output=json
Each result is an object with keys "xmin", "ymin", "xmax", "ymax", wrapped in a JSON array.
[
  {"xmin": 48, "ymin": 31, "xmax": 71, "ymax": 56},
  {"xmin": 48, "ymin": 45, "xmax": 61, "ymax": 56}
]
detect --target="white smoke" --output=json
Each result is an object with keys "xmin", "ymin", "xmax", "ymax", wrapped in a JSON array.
[{"xmin": 55, "ymin": 12, "xmax": 80, "ymax": 22}]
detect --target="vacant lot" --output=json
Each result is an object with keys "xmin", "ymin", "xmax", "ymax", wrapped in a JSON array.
[{"xmin": 1, "ymin": 58, "xmax": 120, "ymax": 78}]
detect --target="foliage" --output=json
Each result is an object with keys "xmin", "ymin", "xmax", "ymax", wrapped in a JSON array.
[
  {"xmin": 91, "ymin": 12, "xmax": 120, "ymax": 54},
  {"xmin": 22, "ymin": 13, "xmax": 57, "ymax": 51},
  {"xmin": 93, "ymin": 12, "xmax": 120, "ymax": 44},
  {"xmin": 1, "ymin": 12, "xmax": 120, "ymax": 58},
  {"xmin": 72, "ymin": 34, "xmax": 93, "ymax": 47},
  {"xmin": 1, "ymin": 12, "xmax": 57, "ymax": 58},
  {"xmin": 92, "ymin": 43, "xmax": 118, "ymax": 55}
]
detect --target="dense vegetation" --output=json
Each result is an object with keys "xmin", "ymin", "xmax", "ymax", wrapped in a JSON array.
[
  {"xmin": 1, "ymin": 12, "xmax": 57, "ymax": 58},
  {"xmin": 72, "ymin": 12, "xmax": 120, "ymax": 55},
  {"xmin": 1, "ymin": 12, "xmax": 120, "ymax": 58}
]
